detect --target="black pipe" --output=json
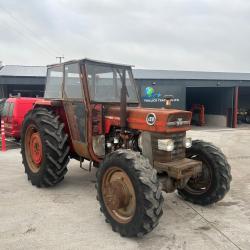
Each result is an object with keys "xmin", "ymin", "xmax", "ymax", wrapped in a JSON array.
[{"xmin": 120, "ymin": 70, "xmax": 127, "ymax": 132}]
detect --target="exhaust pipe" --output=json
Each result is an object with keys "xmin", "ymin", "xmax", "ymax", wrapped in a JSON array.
[{"xmin": 120, "ymin": 70, "xmax": 127, "ymax": 133}]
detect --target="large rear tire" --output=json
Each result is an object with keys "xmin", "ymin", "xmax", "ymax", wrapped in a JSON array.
[
  {"xmin": 21, "ymin": 108, "xmax": 70, "ymax": 187},
  {"xmin": 96, "ymin": 149, "xmax": 163, "ymax": 237},
  {"xmin": 178, "ymin": 140, "xmax": 232, "ymax": 205}
]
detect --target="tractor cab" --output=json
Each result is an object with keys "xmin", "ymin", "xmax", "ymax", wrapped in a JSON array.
[
  {"xmin": 42, "ymin": 59, "xmax": 141, "ymax": 159},
  {"xmin": 44, "ymin": 59, "xmax": 138, "ymax": 104}
]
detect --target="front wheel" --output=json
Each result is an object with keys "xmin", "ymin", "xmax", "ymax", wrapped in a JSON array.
[
  {"xmin": 178, "ymin": 140, "xmax": 232, "ymax": 205},
  {"xmin": 96, "ymin": 149, "xmax": 163, "ymax": 237}
]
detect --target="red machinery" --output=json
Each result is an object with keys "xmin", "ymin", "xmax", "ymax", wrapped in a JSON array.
[{"xmin": 191, "ymin": 104, "xmax": 205, "ymax": 126}]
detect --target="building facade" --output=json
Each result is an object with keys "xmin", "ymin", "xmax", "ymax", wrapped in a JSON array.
[
  {"xmin": 0, "ymin": 65, "xmax": 46, "ymax": 98},
  {"xmin": 1, "ymin": 65, "xmax": 250, "ymax": 128}
]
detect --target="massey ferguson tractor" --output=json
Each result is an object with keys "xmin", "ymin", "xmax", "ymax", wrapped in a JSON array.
[{"xmin": 21, "ymin": 59, "xmax": 231, "ymax": 237}]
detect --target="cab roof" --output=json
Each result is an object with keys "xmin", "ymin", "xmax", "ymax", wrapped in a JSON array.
[{"xmin": 47, "ymin": 58, "xmax": 133, "ymax": 69}]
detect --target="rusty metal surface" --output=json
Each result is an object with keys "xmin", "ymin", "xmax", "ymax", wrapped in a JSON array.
[
  {"xmin": 91, "ymin": 104, "xmax": 103, "ymax": 135},
  {"xmin": 102, "ymin": 167, "xmax": 136, "ymax": 224},
  {"xmin": 33, "ymin": 99, "xmax": 52, "ymax": 107},
  {"xmin": 154, "ymin": 158, "xmax": 202, "ymax": 180},
  {"xmin": 120, "ymin": 71, "xmax": 127, "ymax": 132},
  {"xmin": 72, "ymin": 141, "xmax": 90, "ymax": 158},
  {"xmin": 82, "ymin": 65, "xmax": 102, "ymax": 163},
  {"xmin": 61, "ymin": 63, "xmax": 100, "ymax": 162},
  {"xmin": 63, "ymin": 102, "xmax": 82, "ymax": 142}
]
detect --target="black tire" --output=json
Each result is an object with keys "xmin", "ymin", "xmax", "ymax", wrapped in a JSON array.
[
  {"xmin": 21, "ymin": 108, "xmax": 70, "ymax": 187},
  {"xmin": 178, "ymin": 140, "xmax": 232, "ymax": 205},
  {"xmin": 96, "ymin": 149, "xmax": 163, "ymax": 237}
]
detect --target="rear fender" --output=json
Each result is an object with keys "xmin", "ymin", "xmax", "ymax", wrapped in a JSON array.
[{"xmin": 32, "ymin": 101, "xmax": 75, "ymax": 156}]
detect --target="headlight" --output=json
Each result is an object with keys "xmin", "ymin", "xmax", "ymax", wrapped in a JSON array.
[
  {"xmin": 183, "ymin": 137, "xmax": 192, "ymax": 148},
  {"xmin": 158, "ymin": 139, "xmax": 174, "ymax": 152}
]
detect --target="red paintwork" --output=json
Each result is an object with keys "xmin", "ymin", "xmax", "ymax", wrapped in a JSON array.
[
  {"xmin": 34, "ymin": 100, "xmax": 77, "ymax": 156},
  {"xmin": 34, "ymin": 99, "xmax": 52, "ymax": 106},
  {"xmin": 104, "ymin": 106, "xmax": 192, "ymax": 134},
  {"xmin": 32, "ymin": 101, "xmax": 192, "ymax": 160},
  {"xmin": 2, "ymin": 97, "xmax": 43, "ymax": 139},
  {"xmin": 29, "ymin": 132, "xmax": 43, "ymax": 165}
]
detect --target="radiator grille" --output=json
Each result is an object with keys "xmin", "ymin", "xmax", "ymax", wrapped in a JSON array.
[
  {"xmin": 170, "ymin": 133, "xmax": 186, "ymax": 161},
  {"xmin": 152, "ymin": 132, "xmax": 185, "ymax": 162}
]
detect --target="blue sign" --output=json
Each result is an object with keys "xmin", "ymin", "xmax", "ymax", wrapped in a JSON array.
[{"xmin": 144, "ymin": 86, "xmax": 161, "ymax": 98}]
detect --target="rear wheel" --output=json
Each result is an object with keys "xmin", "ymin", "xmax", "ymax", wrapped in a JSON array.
[
  {"xmin": 21, "ymin": 108, "xmax": 70, "ymax": 187},
  {"xmin": 178, "ymin": 140, "xmax": 232, "ymax": 205},
  {"xmin": 96, "ymin": 149, "xmax": 163, "ymax": 237}
]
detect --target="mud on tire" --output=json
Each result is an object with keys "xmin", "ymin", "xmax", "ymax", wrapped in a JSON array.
[
  {"xmin": 21, "ymin": 108, "xmax": 70, "ymax": 187},
  {"xmin": 178, "ymin": 140, "xmax": 232, "ymax": 205},
  {"xmin": 96, "ymin": 149, "xmax": 164, "ymax": 237}
]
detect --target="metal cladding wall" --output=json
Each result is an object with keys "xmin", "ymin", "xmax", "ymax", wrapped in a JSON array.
[
  {"xmin": 135, "ymin": 78, "xmax": 250, "ymax": 113},
  {"xmin": 0, "ymin": 76, "xmax": 45, "ymax": 86},
  {"xmin": 0, "ymin": 76, "xmax": 45, "ymax": 98},
  {"xmin": 135, "ymin": 79, "xmax": 186, "ymax": 109},
  {"xmin": 0, "ymin": 84, "xmax": 6, "ymax": 98}
]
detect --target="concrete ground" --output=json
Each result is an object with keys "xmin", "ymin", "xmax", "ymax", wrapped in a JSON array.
[{"xmin": 0, "ymin": 128, "xmax": 250, "ymax": 250}]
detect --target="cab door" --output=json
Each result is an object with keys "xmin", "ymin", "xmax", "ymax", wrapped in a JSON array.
[{"xmin": 62, "ymin": 63, "xmax": 89, "ymax": 158}]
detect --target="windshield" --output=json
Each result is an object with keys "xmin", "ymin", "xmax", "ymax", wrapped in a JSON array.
[{"xmin": 86, "ymin": 63, "xmax": 138, "ymax": 103}]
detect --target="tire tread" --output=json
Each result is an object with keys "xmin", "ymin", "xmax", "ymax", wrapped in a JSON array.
[
  {"xmin": 21, "ymin": 108, "xmax": 69, "ymax": 188},
  {"xmin": 178, "ymin": 140, "xmax": 232, "ymax": 205}
]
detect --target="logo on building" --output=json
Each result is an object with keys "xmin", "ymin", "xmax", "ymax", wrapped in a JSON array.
[
  {"xmin": 144, "ymin": 86, "xmax": 161, "ymax": 98},
  {"xmin": 143, "ymin": 84, "xmax": 180, "ymax": 104}
]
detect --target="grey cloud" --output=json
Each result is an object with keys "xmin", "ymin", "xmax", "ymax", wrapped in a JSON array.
[{"xmin": 0, "ymin": 0, "xmax": 250, "ymax": 71}]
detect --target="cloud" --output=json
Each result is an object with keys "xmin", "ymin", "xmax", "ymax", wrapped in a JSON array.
[{"xmin": 0, "ymin": 0, "xmax": 250, "ymax": 72}]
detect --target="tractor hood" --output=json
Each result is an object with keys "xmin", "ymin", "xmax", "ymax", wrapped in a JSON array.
[{"xmin": 104, "ymin": 106, "xmax": 192, "ymax": 134}]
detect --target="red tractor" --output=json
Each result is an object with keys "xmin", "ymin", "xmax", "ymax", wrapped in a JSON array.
[{"xmin": 21, "ymin": 59, "xmax": 231, "ymax": 237}]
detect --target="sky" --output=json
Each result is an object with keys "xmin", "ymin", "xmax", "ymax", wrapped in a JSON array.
[{"xmin": 0, "ymin": 0, "xmax": 250, "ymax": 72}]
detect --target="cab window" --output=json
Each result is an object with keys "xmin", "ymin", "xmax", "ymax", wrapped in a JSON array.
[
  {"xmin": 86, "ymin": 63, "xmax": 138, "ymax": 103},
  {"xmin": 64, "ymin": 63, "xmax": 84, "ymax": 99},
  {"xmin": 44, "ymin": 66, "xmax": 63, "ymax": 99}
]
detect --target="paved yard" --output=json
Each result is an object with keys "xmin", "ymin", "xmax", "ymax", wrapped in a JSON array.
[{"xmin": 0, "ymin": 128, "xmax": 250, "ymax": 250}]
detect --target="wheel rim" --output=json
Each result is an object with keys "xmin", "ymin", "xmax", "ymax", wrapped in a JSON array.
[
  {"xmin": 25, "ymin": 124, "xmax": 43, "ymax": 173},
  {"xmin": 102, "ymin": 167, "xmax": 136, "ymax": 224},
  {"xmin": 184, "ymin": 153, "xmax": 212, "ymax": 195}
]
